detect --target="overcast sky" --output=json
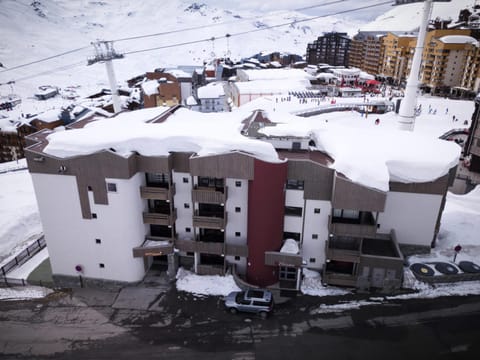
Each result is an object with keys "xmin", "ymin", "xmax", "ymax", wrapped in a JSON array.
[{"xmin": 201, "ymin": 0, "xmax": 395, "ymax": 21}]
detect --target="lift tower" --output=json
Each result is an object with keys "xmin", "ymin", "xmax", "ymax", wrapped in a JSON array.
[{"xmin": 88, "ymin": 41, "xmax": 124, "ymax": 114}]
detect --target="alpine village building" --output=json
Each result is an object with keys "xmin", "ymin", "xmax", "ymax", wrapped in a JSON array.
[{"xmin": 24, "ymin": 105, "xmax": 457, "ymax": 293}]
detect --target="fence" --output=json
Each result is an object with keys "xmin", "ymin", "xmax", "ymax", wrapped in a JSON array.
[{"xmin": 0, "ymin": 235, "xmax": 48, "ymax": 287}]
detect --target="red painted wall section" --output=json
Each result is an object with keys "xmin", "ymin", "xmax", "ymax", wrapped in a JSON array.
[{"xmin": 246, "ymin": 159, "xmax": 287, "ymax": 287}]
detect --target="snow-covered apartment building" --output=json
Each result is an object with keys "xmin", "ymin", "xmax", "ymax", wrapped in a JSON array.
[{"xmin": 24, "ymin": 105, "xmax": 459, "ymax": 292}]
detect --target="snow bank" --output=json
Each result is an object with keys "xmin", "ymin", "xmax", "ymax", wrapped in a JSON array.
[
  {"xmin": 301, "ymin": 269, "xmax": 351, "ymax": 297},
  {"xmin": 175, "ymin": 268, "xmax": 241, "ymax": 297},
  {"xmin": 0, "ymin": 286, "xmax": 52, "ymax": 301}
]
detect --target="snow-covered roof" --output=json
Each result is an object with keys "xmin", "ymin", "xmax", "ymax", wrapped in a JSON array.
[
  {"xmin": 439, "ymin": 35, "xmax": 478, "ymax": 46},
  {"xmin": 197, "ymin": 82, "xmax": 225, "ymax": 99},
  {"xmin": 42, "ymin": 100, "xmax": 460, "ymax": 193},
  {"xmin": 234, "ymin": 79, "xmax": 310, "ymax": 94},
  {"xmin": 237, "ymin": 68, "xmax": 313, "ymax": 82},
  {"xmin": 166, "ymin": 68, "xmax": 192, "ymax": 79},
  {"xmin": 34, "ymin": 109, "xmax": 61, "ymax": 123},
  {"xmin": 141, "ymin": 80, "xmax": 159, "ymax": 96},
  {"xmin": 44, "ymin": 106, "xmax": 280, "ymax": 163}
]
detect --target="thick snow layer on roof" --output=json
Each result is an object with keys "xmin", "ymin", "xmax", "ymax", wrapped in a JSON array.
[
  {"xmin": 237, "ymin": 68, "xmax": 313, "ymax": 82},
  {"xmin": 35, "ymin": 109, "xmax": 61, "ymax": 123},
  {"xmin": 234, "ymin": 79, "xmax": 311, "ymax": 94},
  {"xmin": 439, "ymin": 35, "xmax": 478, "ymax": 46},
  {"xmin": 44, "ymin": 92, "xmax": 464, "ymax": 192},
  {"xmin": 141, "ymin": 80, "xmax": 159, "ymax": 96},
  {"xmin": 197, "ymin": 82, "xmax": 225, "ymax": 99},
  {"xmin": 44, "ymin": 106, "xmax": 280, "ymax": 162},
  {"xmin": 281, "ymin": 239, "xmax": 300, "ymax": 254},
  {"xmin": 166, "ymin": 68, "xmax": 191, "ymax": 79},
  {"xmin": 259, "ymin": 109, "xmax": 460, "ymax": 192}
]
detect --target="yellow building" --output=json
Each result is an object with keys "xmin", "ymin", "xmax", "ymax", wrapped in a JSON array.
[
  {"xmin": 420, "ymin": 29, "xmax": 475, "ymax": 95},
  {"xmin": 379, "ymin": 32, "xmax": 417, "ymax": 85}
]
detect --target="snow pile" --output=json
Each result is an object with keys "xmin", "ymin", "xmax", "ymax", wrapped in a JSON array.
[
  {"xmin": 0, "ymin": 286, "xmax": 52, "ymax": 301},
  {"xmin": 280, "ymin": 239, "xmax": 300, "ymax": 254},
  {"xmin": 175, "ymin": 267, "xmax": 240, "ymax": 297},
  {"xmin": 301, "ymin": 269, "xmax": 350, "ymax": 297}
]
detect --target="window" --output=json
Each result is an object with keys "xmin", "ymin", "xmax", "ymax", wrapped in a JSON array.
[
  {"xmin": 235, "ymin": 232, "xmax": 241, "ymax": 237},
  {"xmin": 314, "ymin": 208, "xmax": 321, "ymax": 214},
  {"xmin": 285, "ymin": 206, "xmax": 302, "ymax": 217},
  {"xmin": 286, "ymin": 179, "xmax": 304, "ymax": 190},
  {"xmin": 95, "ymin": 239, "xmax": 101, "ymax": 244},
  {"xmin": 312, "ymin": 234, "xmax": 318, "ymax": 239},
  {"xmin": 186, "ymin": 227, "xmax": 191, "ymax": 233},
  {"xmin": 309, "ymin": 258, "xmax": 316, "ymax": 263},
  {"xmin": 187, "ymin": 252, "xmax": 194, "ymax": 256},
  {"xmin": 183, "ymin": 177, "xmax": 189, "ymax": 183},
  {"xmin": 87, "ymin": 186, "xmax": 92, "ymax": 191},
  {"xmin": 107, "ymin": 182, "xmax": 117, "ymax": 192},
  {"xmin": 279, "ymin": 266, "xmax": 297, "ymax": 281},
  {"xmin": 99, "ymin": 263, "xmax": 105, "ymax": 268},
  {"xmin": 235, "ymin": 181, "xmax": 242, "ymax": 187},
  {"xmin": 91, "ymin": 213, "xmax": 97, "ymax": 219},
  {"xmin": 184, "ymin": 203, "xmax": 190, "ymax": 209},
  {"xmin": 234, "ymin": 256, "xmax": 240, "ymax": 261},
  {"xmin": 235, "ymin": 207, "xmax": 241, "ymax": 213}
]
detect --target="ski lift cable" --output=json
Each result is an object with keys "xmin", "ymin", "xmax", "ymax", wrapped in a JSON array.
[
  {"xmin": 0, "ymin": 46, "xmax": 90, "ymax": 74},
  {"xmin": 110, "ymin": 0, "xmax": 351, "ymax": 43},
  {"xmin": 0, "ymin": 1, "xmax": 393, "ymax": 75},
  {"xmin": 124, "ymin": 1, "xmax": 393, "ymax": 56}
]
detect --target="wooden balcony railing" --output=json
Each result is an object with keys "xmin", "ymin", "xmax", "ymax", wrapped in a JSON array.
[
  {"xmin": 197, "ymin": 264, "xmax": 224, "ymax": 276},
  {"xmin": 322, "ymin": 272, "xmax": 357, "ymax": 287},
  {"xmin": 328, "ymin": 214, "xmax": 377, "ymax": 237},
  {"xmin": 140, "ymin": 184, "xmax": 175, "ymax": 201},
  {"xmin": 192, "ymin": 186, "xmax": 227, "ymax": 204},
  {"xmin": 142, "ymin": 209, "xmax": 177, "ymax": 226},
  {"xmin": 192, "ymin": 212, "xmax": 227, "ymax": 230}
]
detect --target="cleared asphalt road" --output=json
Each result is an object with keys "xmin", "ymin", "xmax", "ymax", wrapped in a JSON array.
[{"xmin": 1, "ymin": 271, "xmax": 480, "ymax": 359}]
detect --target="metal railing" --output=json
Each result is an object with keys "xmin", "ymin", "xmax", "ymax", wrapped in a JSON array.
[{"xmin": 0, "ymin": 235, "xmax": 49, "ymax": 288}]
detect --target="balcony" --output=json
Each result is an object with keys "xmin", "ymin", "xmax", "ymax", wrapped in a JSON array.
[
  {"xmin": 328, "ymin": 212, "xmax": 377, "ymax": 237},
  {"xmin": 175, "ymin": 238, "xmax": 224, "ymax": 255},
  {"xmin": 325, "ymin": 237, "xmax": 361, "ymax": 263},
  {"xmin": 192, "ymin": 211, "xmax": 227, "ymax": 230},
  {"xmin": 192, "ymin": 186, "xmax": 227, "ymax": 204},
  {"xmin": 197, "ymin": 264, "xmax": 224, "ymax": 276},
  {"xmin": 140, "ymin": 184, "xmax": 175, "ymax": 201},
  {"xmin": 132, "ymin": 239, "xmax": 174, "ymax": 258},
  {"xmin": 143, "ymin": 209, "xmax": 177, "ymax": 226},
  {"xmin": 225, "ymin": 244, "xmax": 248, "ymax": 257},
  {"xmin": 322, "ymin": 272, "xmax": 357, "ymax": 287}
]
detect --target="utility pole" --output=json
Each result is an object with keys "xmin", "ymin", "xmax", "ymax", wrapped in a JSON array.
[{"xmin": 87, "ymin": 41, "xmax": 124, "ymax": 114}]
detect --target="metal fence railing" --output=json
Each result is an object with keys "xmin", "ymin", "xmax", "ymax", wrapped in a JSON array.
[{"xmin": 0, "ymin": 235, "xmax": 47, "ymax": 287}]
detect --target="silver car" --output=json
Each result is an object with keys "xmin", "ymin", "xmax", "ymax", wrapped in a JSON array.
[{"xmin": 224, "ymin": 289, "xmax": 274, "ymax": 318}]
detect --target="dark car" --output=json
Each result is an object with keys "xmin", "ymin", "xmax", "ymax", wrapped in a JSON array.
[{"xmin": 224, "ymin": 289, "xmax": 274, "ymax": 318}]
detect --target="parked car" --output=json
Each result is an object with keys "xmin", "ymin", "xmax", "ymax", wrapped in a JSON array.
[{"xmin": 224, "ymin": 289, "xmax": 274, "ymax": 318}]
